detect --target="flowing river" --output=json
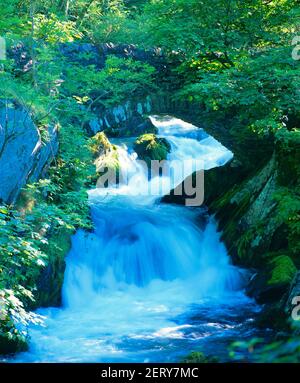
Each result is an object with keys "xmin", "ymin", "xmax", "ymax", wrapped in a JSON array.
[{"xmin": 12, "ymin": 116, "xmax": 267, "ymax": 362}]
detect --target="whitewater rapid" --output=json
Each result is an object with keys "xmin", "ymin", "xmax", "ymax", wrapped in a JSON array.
[{"xmin": 11, "ymin": 116, "xmax": 263, "ymax": 363}]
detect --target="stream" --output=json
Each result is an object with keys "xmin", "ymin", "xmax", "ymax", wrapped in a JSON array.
[{"xmin": 12, "ymin": 116, "xmax": 269, "ymax": 363}]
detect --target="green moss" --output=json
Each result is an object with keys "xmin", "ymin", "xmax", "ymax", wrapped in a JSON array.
[
  {"xmin": 267, "ymin": 255, "xmax": 297, "ymax": 286},
  {"xmin": 181, "ymin": 351, "xmax": 218, "ymax": 363},
  {"xmin": 95, "ymin": 150, "xmax": 119, "ymax": 173},
  {"xmin": 90, "ymin": 132, "xmax": 113, "ymax": 158},
  {"xmin": 94, "ymin": 147, "xmax": 120, "ymax": 188},
  {"xmin": 133, "ymin": 133, "xmax": 171, "ymax": 166},
  {"xmin": 90, "ymin": 131, "xmax": 120, "ymax": 178}
]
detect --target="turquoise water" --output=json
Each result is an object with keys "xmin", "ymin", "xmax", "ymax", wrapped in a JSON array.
[{"xmin": 11, "ymin": 116, "xmax": 267, "ymax": 363}]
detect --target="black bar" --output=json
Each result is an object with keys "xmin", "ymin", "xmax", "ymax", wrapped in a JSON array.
[{"xmin": 0, "ymin": 363, "xmax": 297, "ymax": 382}]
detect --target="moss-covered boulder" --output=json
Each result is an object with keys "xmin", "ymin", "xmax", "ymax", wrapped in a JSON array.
[
  {"xmin": 204, "ymin": 158, "xmax": 245, "ymax": 206},
  {"xmin": 90, "ymin": 132, "xmax": 113, "ymax": 158},
  {"xmin": 246, "ymin": 255, "xmax": 297, "ymax": 304},
  {"xmin": 90, "ymin": 132, "xmax": 120, "ymax": 181},
  {"xmin": 94, "ymin": 150, "xmax": 120, "ymax": 175},
  {"xmin": 206, "ymin": 155, "xmax": 280, "ymax": 267},
  {"xmin": 133, "ymin": 133, "xmax": 171, "ymax": 166}
]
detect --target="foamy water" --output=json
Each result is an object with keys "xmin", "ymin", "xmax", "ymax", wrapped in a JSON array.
[{"xmin": 11, "ymin": 116, "xmax": 263, "ymax": 363}]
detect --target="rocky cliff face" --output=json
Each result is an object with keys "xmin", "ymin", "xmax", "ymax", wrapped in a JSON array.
[
  {"xmin": 0, "ymin": 103, "xmax": 58, "ymax": 205},
  {"xmin": 203, "ymin": 130, "xmax": 300, "ymax": 329},
  {"xmin": 87, "ymin": 94, "xmax": 179, "ymax": 137},
  {"xmin": 159, "ymin": 105, "xmax": 299, "ymax": 330},
  {"xmin": 88, "ymin": 97, "xmax": 154, "ymax": 136}
]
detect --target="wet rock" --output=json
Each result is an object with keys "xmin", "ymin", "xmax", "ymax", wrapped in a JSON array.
[
  {"xmin": 33, "ymin": 228, "xmax": 72, "ymax": 308},
  {"xmin": 8, "ymin": 42, "xmax": 32, "ymax": 74},
  {"xmin": 182, "ymin": 351, "xmax": 218, "ymax": 363}
]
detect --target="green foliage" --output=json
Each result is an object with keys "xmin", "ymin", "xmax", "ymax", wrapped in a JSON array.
[
  {"xmin": 0, "ymin": 205, "xmax": 48, "ymax": 350},
  {"xmin": 178, "ymin": 47, "xmax": 300, "ymax": 136},
  {"xmin": 34, "ymin": 13, "xmax": 83, "ymax": 43},
  {"xmin": 182, "ymin": 351, "xmax": 218, "ymax": 363},
  {"xmin": 140, "ymin": 0, "xmax": 298, "ymax": 56},
  {"xmin": 267, "ymin": 256, "xmax": 297, "ymax": 286},
  {"xmin": 0, "ymin": 0, "xmax": 30, "ymax": 38},
  {"xmin": 62, "ymin": 55, "xmax": 156, "ymax": 110}
]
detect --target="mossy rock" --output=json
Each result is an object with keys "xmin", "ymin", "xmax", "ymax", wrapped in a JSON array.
[
  {"xmin": 267, "ymin": 256, "xmax": 297, "ymax": 286},
  {"xmin": 246, "ymin": 255, "xmax": 297, "ymax": 304},
  {"xmin": 94, "ymin": 149, "xmax": 120, "ymax": 177},
  {"xmin": 133, "ymin": 133, "xmax": 171, "ymax": 166},
  {"xmin": 207, "ymin": 156, "xmax": 287, "ymax": 268},
  {"xmin": 91, "ymin": 132, "xmax": 120, "ymax": 181},
  {"xmin": 204, "ymin": 158, "xmax": 246, "ymax": 206},
  {"xmin": 90, "ymin": 132, "xmax": 113, "ymax": 158}
]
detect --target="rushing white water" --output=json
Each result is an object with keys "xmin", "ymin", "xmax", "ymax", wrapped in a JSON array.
[{"xmin": 12, "ymin": 116, "xmax": 262, "ymax": 363}]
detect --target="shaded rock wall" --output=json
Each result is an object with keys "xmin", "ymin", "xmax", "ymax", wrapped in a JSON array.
[
  {"xmin": 88, "ymin": 96, "xmax": 153, "ymax": 136},
  {"xmin": 59, "ymin": 42, "xmax": 168, "ymax": 72},
  {"xmin": 33, "ymin": 228, "xmax": 72, "ymax": 308},
  {"xmin": 159, "ymin": 106, "xmax": 299, "ymax": 328},
  {"xmin": 203, "ymin": 133, "xmax": 299, "ymax": 328},
  {"xmin": 0, "ymin": 103, "xmax": 58, "ymax": 204}
]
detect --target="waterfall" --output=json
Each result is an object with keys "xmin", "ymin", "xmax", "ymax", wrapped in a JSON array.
[{"xmin": 12, "ymin": 116, "xmax": 260, "ymax": 363}]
